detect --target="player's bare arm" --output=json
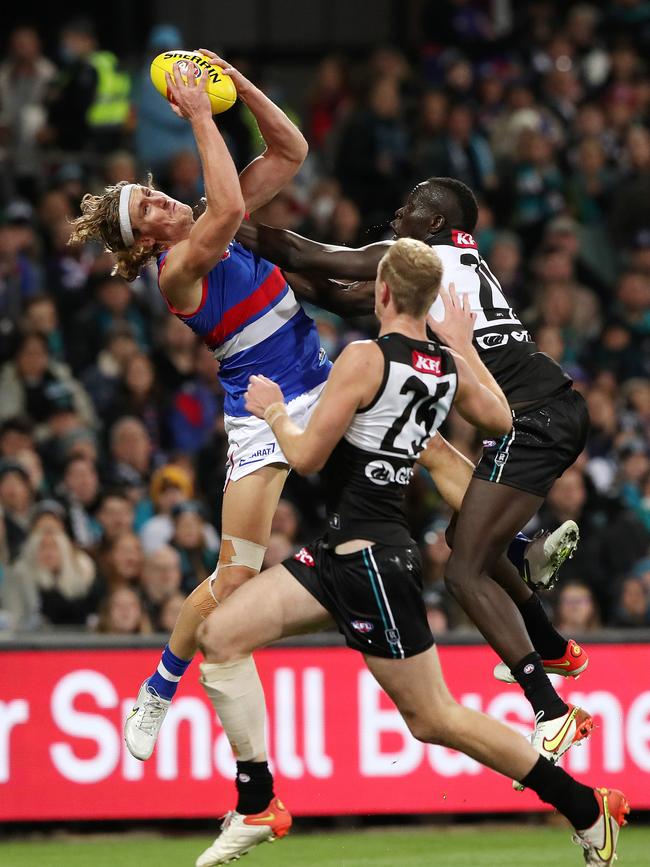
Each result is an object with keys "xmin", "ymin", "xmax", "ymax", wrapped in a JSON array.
[
  {"xmin": 236, "ymin": 220, "xmax": 391, "ymax": 278},
  {"xmin": 198, "ymin": 50, "xmax": 307, "ymax": 214},
  {"xmin": 430, "ymin": 283, "xmax": 510, "ymax": 419},
  {"xmin": 159, "ymin": 62, "xmax": 245, "ymax": 311},
  {"xmin": 244, "ymin": 341, "xmax": 383, "ymax": 474},
  {"xmin": 284, "ymin": 273, "xmax": 375, "ymax": 317},
  {"xmin": 451, "ymin": 351, "xmax": 512, "ymax": 437}
]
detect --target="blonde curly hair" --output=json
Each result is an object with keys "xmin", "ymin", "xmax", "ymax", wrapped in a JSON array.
[{"xmin": 68, "ymin": 175, "xmax": 167, "ymax": 282}]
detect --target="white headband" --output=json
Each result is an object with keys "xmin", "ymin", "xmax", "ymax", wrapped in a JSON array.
[{"xmin": 118, "ymin": 184, "xmax": 136, "ymax": 247}]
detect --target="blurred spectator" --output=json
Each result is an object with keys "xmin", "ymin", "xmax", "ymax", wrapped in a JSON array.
[
  {"xmin": 0, "ymin": 416, "xmax": 34, "ymax": 458},
  {"xmin": 166, "ymin": 151, "xmax": 203, "ymax": 205},
  {"xmin": 553, "ymin": 581, "xmax": 601, "ymax": 633},
  {"xmin": 151, "ymin": 314, "xmax": 198, "ymax": 392},
  {"xmin": 99, "ymin": 530, "xmax": 144, "ymax": 590},
  {"xmin": 140, "ymin": 463, "xmax": 194, "ymax": 553},
  {"xmin": 335, "ymin": 76, "xmax": 410, "ymax": 233},
  {"xmin": 97, "ymin": 586, "xmax": 151, "ymax": 634},
  {"xmin": 57, "ymin": 455, "xmax": 101, "ymax": 548},
  {"xmin": 158, "ymin": 591, "xmax": 185, "ymax": 633},
  {"xmin": 1, "ymin": 522, "xmax": 99, "ymax": 629},
  {"xmin": 170, "ymin": 500, "xmax": 218, "ymax": 594},
  {"xmin": 80, "ymin": 323, "xmax": 139, "ymax": 414},
  {"xmin": 167, "ymin": 344, "xmax": 222, "ymax": 454},
  {"xmin": 106, "ymin": 416, "xmax": 154, "ymax": 489},
  {"xmin": 22, "ymin": 295, "xmax": 64, "ymax": 362},
  {"xmin": 132, "ymin": 24, "xmax": 198, "ymax": 178},
  {"xmin": 611, "ymin": 575, "xmax": 650, "ymax": 627},
  {"xmin": 271, "ymin": 498, "xmax": 301, "ymax": 545},
  {"xmin": 262, "ymin": 532, "xmax": 295, "ymax": 569},
  {"xmin": 0, "ymin": 27, "xmax": 57, "ymax": 201},
  {"xmin": 0, "ymin": 458, "xmax": 35, "ymax": 559},
  {"xmin": 307, "ymin": 55, "xmax": 352, "ymax": 151},
  {"xmin": 107, "ymin": 353, "xmax": 165, "ymax": 451},
  {"xmin": 0, "ymin": 331, "xmax": 96, "ymax": 437},
  {"xmin": 140, "ymin": 544, "xmax": 182, "ymax": 629},
  {"xmin": 45, "ymin": 18, "xmax": 129, "ymax": 154}
]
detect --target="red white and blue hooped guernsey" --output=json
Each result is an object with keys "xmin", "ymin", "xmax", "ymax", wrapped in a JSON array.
[{"xmin": 157, "ymin": 241, "xmax": 331, "ymax": 418}]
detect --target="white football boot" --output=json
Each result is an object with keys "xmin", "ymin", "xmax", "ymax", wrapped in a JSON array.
[
  {"xmin": 196, "ymin": 797, "xmax": 292, "ymax": 866},
  {"xmin": 572, "ymin": 787, "xmax": 630, "ymax": 866},
  {"xmin": 523, "ymin": 520, "xmax": 579, "ymax": 590},
  {"xmin": 124, "ymin": 680, "xmax": 171, "ymax": 761},
  {"xmin": 514, "ymin": 704, "xmax": 593, "ymax": 791}
]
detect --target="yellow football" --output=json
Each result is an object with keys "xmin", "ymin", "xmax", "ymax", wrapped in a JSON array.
[{"xmin": 150, "ymin": 50, "xmax": 237, "ymax": 115}]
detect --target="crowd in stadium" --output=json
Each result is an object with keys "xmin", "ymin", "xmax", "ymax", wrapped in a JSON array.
[{"xmin": 0, "ymin": 0, "xmax": 649, "ymax": 638}]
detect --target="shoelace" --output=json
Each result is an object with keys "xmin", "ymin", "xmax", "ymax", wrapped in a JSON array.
[
  {"xmin": 220, "ymin": 811, "xmax": 235, "ymax": 833},
  {"xmin": 136, "ymin": 694, "xmax": 166, "ymax": 735}
]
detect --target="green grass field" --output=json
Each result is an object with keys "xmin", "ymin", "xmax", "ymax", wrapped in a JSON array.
[{"xmin": 1, "ymin": 825, "xmax": 648, "ymax": 867}]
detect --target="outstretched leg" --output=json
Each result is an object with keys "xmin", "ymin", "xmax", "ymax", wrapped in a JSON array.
[
  {"xmin": 365, "ymin": 646, "xmax": 628, "ymax": 864},
  {"xmin": 444, "ymin": 478, "xmax": 573, "ymax": 728}
]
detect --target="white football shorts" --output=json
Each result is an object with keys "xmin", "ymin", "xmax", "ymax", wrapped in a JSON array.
[{"xmin": 224, "ymin": 381, "xmax": 326, "ymax": 485}]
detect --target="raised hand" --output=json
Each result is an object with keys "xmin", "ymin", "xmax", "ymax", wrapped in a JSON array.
[
  {"xmin": 164, "ymin": 61, "xmax": 211, "ymax": 121},
  {"xmin": 428, "ymin": 282, "xmax": 476, "ymax": 351},
  {"xmin": 196, "ymin": 48, "xmax": 252, "ymax": 99}
]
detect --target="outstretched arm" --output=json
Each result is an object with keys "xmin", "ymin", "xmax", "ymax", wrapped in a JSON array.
[
  {"xmin": 284, "ymin": 273, "xmax": 375, "ymax": 317},
  {"xmin": 159, "ymin": 62, "xmax": 245, "ymax": 310},
  {"xmin": 236, "ymin": 221, "xmax": 391, "ymax": 278},
  {"xmin": 198, "ymin": 50, "xmax": 308, "ymax": 214},
  {"xmin": 244, "ymin": 341, "xmax": 382, "ymax": 474}
]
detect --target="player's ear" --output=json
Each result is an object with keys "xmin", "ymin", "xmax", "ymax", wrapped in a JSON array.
[
  {"xmin": 430, "ymin": 214, "xmax": 445, "ymax": 234},
  {"xmin": 380, "ymin": 280, "xmax": 390, "ymax": 308}
]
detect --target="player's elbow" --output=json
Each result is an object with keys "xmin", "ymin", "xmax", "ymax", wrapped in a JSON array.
[{"xmin": 292, "ymin": 454, "xmax": 323, "ymax": 476}]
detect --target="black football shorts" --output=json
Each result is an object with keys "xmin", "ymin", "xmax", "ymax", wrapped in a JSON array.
[
  {"xmin": 474, "ymin": 386, "xmax": 589, "ymax": 497},
  {"xmin": 283, "ymin": 540, "xmax": 435, "ymax": 659}
]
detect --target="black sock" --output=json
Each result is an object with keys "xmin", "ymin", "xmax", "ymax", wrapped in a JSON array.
[
  {"xmin": 521, "ymin": 756, "xmax": 599, "ymax": 830},
  {"xmin": 235, "ymin": 761, "xmax": 274, "ymax": 815},
  {"xmin": 518, "ymin": 593, "xmax": 567, "ymax": 660},
  {"xmin": 512, "ymin": 652, "xmax": 568, "ymax": 720}
]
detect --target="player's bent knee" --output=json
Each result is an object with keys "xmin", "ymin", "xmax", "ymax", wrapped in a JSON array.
[{"xmin": 189, "ymin": 578, "xmax": 219, "ymax": 619}]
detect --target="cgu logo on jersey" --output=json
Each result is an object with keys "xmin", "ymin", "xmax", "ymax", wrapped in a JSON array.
[
  {"xmin": 221, "ymin": 248, "xmax": 231, "ymax": 261},
  {"xmin": 476, "ymin": 330, "xmax": 531, "ymax": 350},
  {"xmin": 294, "ymin": 547, "xmax": 315, "ymax": 567},
  {"xmin": 365, "ymin": 460, "xmax": 412, "ymax": 486},
  {"xmin": 412, "ymin": 350, "xmax": 441, "ymax": 375},
  {"xmin": 452, "ymin": 230, "xmax": 477, "ymax": 248}
]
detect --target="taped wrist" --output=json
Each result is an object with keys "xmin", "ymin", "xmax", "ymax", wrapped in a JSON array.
[{"xmin": 264, "ymin": 401, "xmax": 288, "ymax": 429}]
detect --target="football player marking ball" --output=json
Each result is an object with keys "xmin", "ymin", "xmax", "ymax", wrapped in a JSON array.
[{"xmin": 150, "ymin": 50, "xmax": 237, "ymax": 115}]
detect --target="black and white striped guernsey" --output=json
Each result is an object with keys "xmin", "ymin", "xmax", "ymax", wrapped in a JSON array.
[{"xmin": 321, "ymin": 331, "xmax": 457, "ymax": 547}]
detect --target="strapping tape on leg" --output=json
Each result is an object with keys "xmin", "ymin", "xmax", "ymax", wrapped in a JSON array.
[
  {"xmin": 207, "ymin": 535, "xmax": 267, "ymax": 602},
  {"xmin": 200, "ymin": 657, "xmax": 267, "ymax": 760}
]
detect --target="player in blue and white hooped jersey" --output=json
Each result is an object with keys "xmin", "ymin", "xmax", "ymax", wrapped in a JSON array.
[{"xmin": 70, "ymin": 50, "xmax": 321, "ymax": 837}]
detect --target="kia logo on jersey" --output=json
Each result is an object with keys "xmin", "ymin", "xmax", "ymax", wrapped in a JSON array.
[
  {"xmin": 452, "ymin": 230, "xmax": 477, "ymax": 248},
  {"xmin": 412, "ymin": 350, "xmax": 441, "ymax": 375}
]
